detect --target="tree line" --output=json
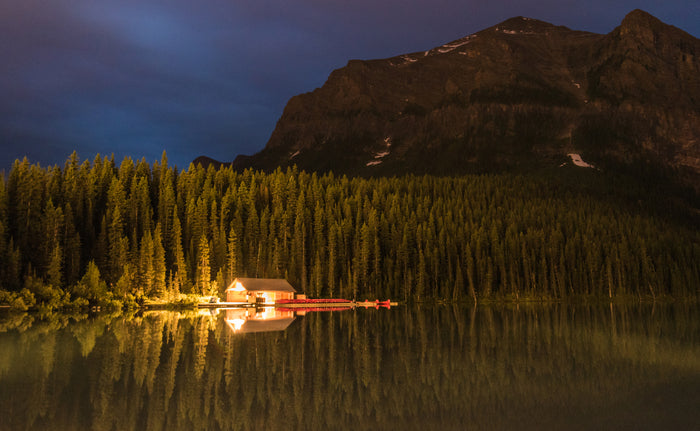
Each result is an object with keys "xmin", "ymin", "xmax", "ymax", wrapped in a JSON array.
[{"xmin": 0, "ymin": 152, "xmax": 698, "ymax": 310}]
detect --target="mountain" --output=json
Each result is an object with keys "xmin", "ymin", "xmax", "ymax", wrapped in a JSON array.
[{"xmin": 223, "ymin": 10, "xmax": 699, "ymax": 183}]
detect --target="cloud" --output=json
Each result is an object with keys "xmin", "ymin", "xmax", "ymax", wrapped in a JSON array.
[{"xmin": 0, "ymin": 0, "xmax": 271, "ymax": 168}]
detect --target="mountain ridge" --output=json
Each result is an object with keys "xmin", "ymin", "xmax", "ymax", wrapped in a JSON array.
[{"xmin": 201, "ymin": 10, "xmax": 699, "ymax": 187}]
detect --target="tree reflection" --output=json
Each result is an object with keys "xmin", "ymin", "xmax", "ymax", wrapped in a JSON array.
[{"xmin": 0, "ymin": 304, "xmax": 699, "ymax": 430}]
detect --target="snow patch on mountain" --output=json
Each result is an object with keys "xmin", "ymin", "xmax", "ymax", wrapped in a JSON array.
[
  {"xmin": 418, "ymin": 35, "xmax": 478, "ymax": 57},
  {"xmin": 366, "ymin": 137, "xmax": 392, "ymax": 167},
  {"xmin": 498, "ymin": 28, "xmax": 537, "ymax": 35},
  {"xmin": 567, "ymin": 153, "xmax": 595, "ymax": 168},
  {"xmin": 437, "ymin": 35, "xmax": 477, "ymax": 53}
]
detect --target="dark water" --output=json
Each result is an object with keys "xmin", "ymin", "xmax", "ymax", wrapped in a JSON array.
[{"xmin": 0, "ymin": 304, "xmax": 699, "ymax": 431}]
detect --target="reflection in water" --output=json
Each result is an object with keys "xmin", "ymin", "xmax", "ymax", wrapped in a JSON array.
[
  {"xmin": 224, "ymin": 307, "xmax": 296, "ymax": 333},
  {"xmin": 0, "ymin": 304, "xmax": 699, "ymax": 430}
]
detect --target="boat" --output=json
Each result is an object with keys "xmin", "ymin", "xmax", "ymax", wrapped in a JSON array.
[
  {"xmin": 356, "ymin": 299, "xmax": 391, "ymax": 309},
  {"xmin": 276, "ymin": 298, "xmax": 393, "ymax": 309}
]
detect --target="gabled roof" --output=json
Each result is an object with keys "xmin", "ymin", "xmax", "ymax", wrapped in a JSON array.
[{"xmin": 226, "ymin": 278, "xmax": 296, "ymax": 292}]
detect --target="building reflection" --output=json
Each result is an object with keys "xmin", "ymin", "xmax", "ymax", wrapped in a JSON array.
[{"xmin": 224, "ymin": 307, "xmax": 296, "ymax": 334}]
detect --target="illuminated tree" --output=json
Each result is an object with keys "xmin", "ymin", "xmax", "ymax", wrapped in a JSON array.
[{"xmin": 197, "ymin": 234, "xmax": 212, "ymax": 296}]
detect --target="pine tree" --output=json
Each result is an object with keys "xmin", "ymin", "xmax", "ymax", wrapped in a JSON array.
[
  {"xmin": 74, "ymin": 260, "xmax": 107, "ymax": 304},
  {"xmin": 62, "ymin": 203, "xmax": 82, "ymax": 287},
  {"xmin": 157, "ymin": 167, "xmax": 176, "ymax": 264},
  {"xmin": 139, "ymin": 230, "xmax": 155, "ymax": 297},
  {"xmin": 153, "ymin": 224, "xmax": 167, "ymax": 299},
  {"xmin": 171, "ymin": 207, "xmax": 189, "ymax": 293},
  {"xmin": 47, "ymin": 244, "xmax": 63, "ymax": 289},
  {"xmin": 327, "ymin": 223, "xmax": 339, "ymax": 298},
  {"xmin": 292, "ymin": 193, "xmax": 307, "ymax": 291},
  {"xmin": 107, "ymin": 178, "xmax": 129, "ymax": 283},
  {"xmin": 197, "ymin": 234, "xmax": 212, "ymax": 296},
  {"xmin": 226, "ymin": 226, "xmax": 241, "ymax": 284},
  {"xmin": 40, "ymin": 198, "xmax": 64, "ymax": 281}
]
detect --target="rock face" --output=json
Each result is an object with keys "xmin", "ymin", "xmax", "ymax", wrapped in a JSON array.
[{"xmin": 231, "ymin": 10, "xmax": 700, "ymax": 178}]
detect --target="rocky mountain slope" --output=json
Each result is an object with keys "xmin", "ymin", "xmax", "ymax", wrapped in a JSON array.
[{"xmin": 223, "ymin": 10, "xmax": 699, "ymax": 181}]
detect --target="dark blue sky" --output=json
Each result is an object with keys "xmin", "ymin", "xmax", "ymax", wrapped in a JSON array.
[{"xmin": 2, "ymin": 0, "xmax": 698, "ymax": 171}]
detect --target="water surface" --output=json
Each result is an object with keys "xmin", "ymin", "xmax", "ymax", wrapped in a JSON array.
[{"xmin": 0, "ymin": 304, "xmax": 698, "ymax": 430}]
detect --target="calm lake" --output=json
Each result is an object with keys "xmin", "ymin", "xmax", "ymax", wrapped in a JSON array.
[{"xmin": 1, "ymin": 304, "xmax": 699, "ymax": 430}]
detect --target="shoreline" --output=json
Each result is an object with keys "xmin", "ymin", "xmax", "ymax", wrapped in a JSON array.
[{"xmin": 2, "ymin": 294, "xmax": 697, "ymax": 314}]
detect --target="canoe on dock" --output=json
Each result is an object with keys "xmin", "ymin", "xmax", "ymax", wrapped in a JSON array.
[
  {"xmin": 276, "ymin": 298, "xmax": 395, "ymax": 308},
  {"xmin": 356, "ymin": 299, "xmax": 393, "ymax": 308}
]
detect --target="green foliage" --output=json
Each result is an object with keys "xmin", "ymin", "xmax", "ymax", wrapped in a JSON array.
[
  {"xmin": 23, "ymin": 274, "xmax": 65, "ymax": 311},
  {"xmin": 0, "ymin": 154, "xmax": 698, "ymax": 308},
  {"xmin": 0, "ymin": 288, "xmax": 36, "ymax": 311},
  {"xmin": 196, "ymin": 234, "xmax": 212, "ymax": 296},
  {"xmin": 72, "ymin": 261, "xmax": 118, "ymax": 308}
]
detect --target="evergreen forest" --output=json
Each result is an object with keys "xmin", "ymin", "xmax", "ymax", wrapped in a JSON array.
[{"xmin": 0, "ymin": 152, "xmax": 698, "ymax": 310}]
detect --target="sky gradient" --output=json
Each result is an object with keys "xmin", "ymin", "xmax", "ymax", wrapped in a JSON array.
[{"xmin": 2, "ymin": 0, "xmax": 699, "ymax": 171}]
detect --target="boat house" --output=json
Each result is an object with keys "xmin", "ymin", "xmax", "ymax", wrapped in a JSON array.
[{"xmin": 225, "ymin": 278, "xmax": 296, "ymax": 305}]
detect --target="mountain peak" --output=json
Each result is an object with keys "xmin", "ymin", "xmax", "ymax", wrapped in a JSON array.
[
  {"xmin": 497, "ymin": 16, "xmax": 553, "ymax": 28},
  {"xmin": 490, "ymin": 16, "xmax": 561, "ymax": 34},
  {"xmin": 621, "ymin": 9, "xmax": 662, "ymax": 27},
  {"xmin": 619, "ymin": 9, "xmax": 667, "ymax": 36}
]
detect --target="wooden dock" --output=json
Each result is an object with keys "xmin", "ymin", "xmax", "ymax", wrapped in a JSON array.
[
  {"xmin": 197, "ymin": 302, "xmax": 254, "ymax": 308},
  {"xmin": 196, "ymin": 300, "xmax": 398, "ymax": 309}
]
